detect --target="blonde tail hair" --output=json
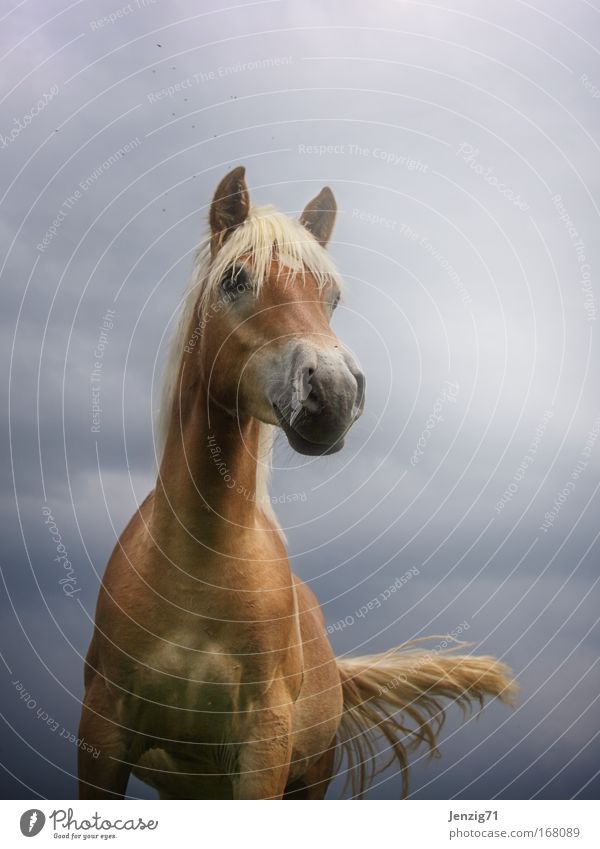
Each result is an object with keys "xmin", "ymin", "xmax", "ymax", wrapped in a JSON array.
[{"xmin": 336, "ymin": 639, "xmax": 517, "ymax": 798}]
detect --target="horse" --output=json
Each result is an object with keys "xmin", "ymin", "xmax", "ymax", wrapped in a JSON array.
[{"xmin": 78, "ymin": 166, "xmax": 516, "ymax": 799}]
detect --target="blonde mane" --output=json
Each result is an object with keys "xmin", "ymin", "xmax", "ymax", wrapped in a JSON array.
[{"xmin": 155, "ymin": 204, "xmax": 342, "ymax": 525}]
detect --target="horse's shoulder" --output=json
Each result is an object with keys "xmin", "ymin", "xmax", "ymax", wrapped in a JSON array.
[{"xmin": 293, "ymin": 574, "xmax": 326, "ymax": 627}]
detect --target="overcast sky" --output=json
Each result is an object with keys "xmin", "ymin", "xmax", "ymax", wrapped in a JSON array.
[{"xmin": 1, "ymin": 0, "xmax": 599, "ymax": 800}]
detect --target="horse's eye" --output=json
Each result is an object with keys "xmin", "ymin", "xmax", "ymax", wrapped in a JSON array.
[
  {"xmin": 330, "ymin": 293, "xmax": 340, "ymax": 312},
  {"xmin": 220, "ymin": 267, "xmax": 252, "ymax": 298}
]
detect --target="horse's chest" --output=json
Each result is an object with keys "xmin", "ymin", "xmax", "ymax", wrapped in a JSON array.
[
  {"xmin": 114, "ymin": 558, "xmax": 297, "ymax": 739},
  {"xmin": 127, "ymin": 609, "xmax": 291, "ymax": 734},
  {"xmin": 128, "ymin": 635, "xmax": 244, "ymax": 740}
]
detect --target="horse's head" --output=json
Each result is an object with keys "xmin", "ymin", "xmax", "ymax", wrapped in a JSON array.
[{"xmin": 195, "ymin": 166, "xmax": 365, "ymax": 456}]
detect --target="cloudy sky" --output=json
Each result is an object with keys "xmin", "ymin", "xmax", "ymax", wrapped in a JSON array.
[{"xmin": 1, "ymin": 0, "xmax": 599, "ymax": 799}]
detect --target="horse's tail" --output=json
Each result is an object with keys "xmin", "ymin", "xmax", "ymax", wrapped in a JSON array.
[{"xmin": 335, "ymin": 639, "xmax": 517, "ymax": 798}]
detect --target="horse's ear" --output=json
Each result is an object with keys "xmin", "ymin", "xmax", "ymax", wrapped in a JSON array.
[
  {"xmin": 209, "ymin": 166, "xmax": 250, "ymax": 251},
  {"xmin": 300, "ymin": 186, "xmax": 337, "ymax": 247}
]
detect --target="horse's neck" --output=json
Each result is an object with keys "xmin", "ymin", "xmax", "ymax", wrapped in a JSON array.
[{"xmin": 153, "ymin": 380, "xmax": 265, "ymax": 545}]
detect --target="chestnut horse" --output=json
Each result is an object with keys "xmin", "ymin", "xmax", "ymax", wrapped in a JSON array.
[{"xmin": 79, "ymin": 167, "xmax": 516, "ymax": 799}]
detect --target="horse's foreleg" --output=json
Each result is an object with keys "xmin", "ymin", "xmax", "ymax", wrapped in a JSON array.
[
  {"xmin": 231, "ymin": 706, "xmax": 293, "ymax": 800},
  {"xmin": 284, "ymin": 741, "xmax": 337, "ymax": 799},
  {"xmin": 78, "ymin": 680, "xmax": 134, "ymax": 799}
]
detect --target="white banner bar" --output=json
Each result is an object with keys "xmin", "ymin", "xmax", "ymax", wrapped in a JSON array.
[{"xmin": 1, "ymin": 799, "xmax": 597, "ymax": 848}]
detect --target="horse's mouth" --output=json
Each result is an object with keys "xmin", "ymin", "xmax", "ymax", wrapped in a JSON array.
[{"xmin": 273, "ymin": 405, "xmax": 345, "ymax": 456}]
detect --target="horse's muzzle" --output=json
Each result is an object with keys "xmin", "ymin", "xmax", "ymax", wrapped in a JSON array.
[{"xmin": 271, "ymin": 343, "xmax": 365, "ymax": 456}]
